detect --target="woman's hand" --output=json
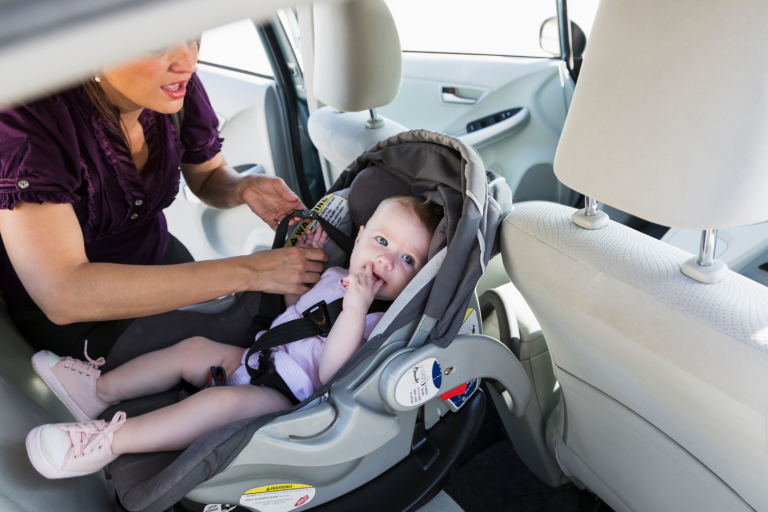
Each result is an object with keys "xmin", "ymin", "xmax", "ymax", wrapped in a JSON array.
[
  {"xmin": 240, "ymin": 175, "xmax": 305, "ymax": 230},
  {"xmin": 181, "ymin": 153, "xmax": 306, "ymax": 229},
  {"xmin": 242, "ymin": 246, "xmax": 328, "ymax": 295},
  {"xmin": 341, "ymin": 262, "xmax": 384, "ymax": 314}
]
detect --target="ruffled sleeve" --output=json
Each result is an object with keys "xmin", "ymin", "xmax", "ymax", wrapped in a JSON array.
[
  {"xmin": 178, "ymin": 73, "xmax": 224, "ymax": 165},
  {"xmin": 0, "ymin": 98, "xmax": 82, "ymax": 210}
]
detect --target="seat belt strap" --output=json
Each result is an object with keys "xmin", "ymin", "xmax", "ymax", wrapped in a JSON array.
[
  {"xmin": 245, "ymin": 297, "xmax": 392, "ymax": 385},
  {"xmin": 245, "ymin": 298, "xmax": 343, "ymax": 384},
  {"xmin": 273, "ymin": 209, "xmax": 355, "ymax": 256}
]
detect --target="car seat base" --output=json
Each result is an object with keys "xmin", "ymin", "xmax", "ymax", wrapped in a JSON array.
[{"xmin": 176, "ymin": 390, "xmax": 485, "ymax": 512}]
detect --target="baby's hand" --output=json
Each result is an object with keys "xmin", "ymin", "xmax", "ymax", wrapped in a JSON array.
[
  {"xmin": 341, "ymin": 262, "xmax": 384, "ymax": 314},
  {"xmin": 294, "ymin": 224, "xmax": 328, "ymax": 250}
]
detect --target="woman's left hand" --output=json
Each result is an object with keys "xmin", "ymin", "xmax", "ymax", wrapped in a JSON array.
[{"xmin": 240, "ymin": 175, "xmax": 305, "ymax": 229}]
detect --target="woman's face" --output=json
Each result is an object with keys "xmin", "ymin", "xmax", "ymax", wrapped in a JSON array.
[{"xmin": 99, "ymin": 41, "xmax": 198, "ymax": 115}]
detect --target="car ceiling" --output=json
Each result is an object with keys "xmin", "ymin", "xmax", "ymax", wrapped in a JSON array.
[{"xmin": 0, "ymin": 0, "xmax": 311, "ymax": 107}]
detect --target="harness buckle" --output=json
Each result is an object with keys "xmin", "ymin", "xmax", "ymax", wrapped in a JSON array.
[
  {"xmin": 303, "ymin": 300, "xmax": 332, "ymax": 336},
  {"xmin": 296, "ymin": 208, "xmax": 319, "ymax": 220}
]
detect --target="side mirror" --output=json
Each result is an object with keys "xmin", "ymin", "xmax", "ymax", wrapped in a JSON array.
[{"xmin": 539, "ymin": 17, "xmax": 586, "ymax": 59}]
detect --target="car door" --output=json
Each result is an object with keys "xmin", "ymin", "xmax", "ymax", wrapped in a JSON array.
[
  {"xmin": 376, "ymin": 0, "xmax": 598, "ymax": 208},
  {"xmin": 371, "ymin": 0, "xmax": 599, "ymax": 292},
  {"xmin": 164, "ymin": 14, "xmax": 319, "ymax": 262}
]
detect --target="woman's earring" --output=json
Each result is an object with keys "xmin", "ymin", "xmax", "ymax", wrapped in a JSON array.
[{"xmin": 94, "ymin": 76, "xmax": 101, "ymax": 83}]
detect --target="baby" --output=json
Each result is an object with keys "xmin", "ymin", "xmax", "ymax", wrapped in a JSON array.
[{"xmin": 26, "ymin": 196, "xmax": 442, "ymax": 479}]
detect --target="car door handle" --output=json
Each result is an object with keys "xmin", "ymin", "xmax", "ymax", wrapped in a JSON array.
[{"xmin": 442, "ymin": 88, "xmax": 476, "ymax": 105}]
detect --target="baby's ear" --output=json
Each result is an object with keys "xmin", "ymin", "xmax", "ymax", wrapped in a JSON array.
[{"xmin": 355, "ymin": 225, "xmax": 365, "ymax": 244}]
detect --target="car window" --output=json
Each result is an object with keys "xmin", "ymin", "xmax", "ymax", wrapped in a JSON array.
[
  {"xmin": 568, "ymin": 0, "xmax": 600, "ymax": 40},
  {"xmin": 278, "ymin": 8, "xmax": 304, "ymax": 71},
  {"xmin": 384, "ymin": 0, "xmax": 558, "ymax": 58},
  {"xmin": 198, "ymin": 19, "xmax": 273, "ymax": 78}
]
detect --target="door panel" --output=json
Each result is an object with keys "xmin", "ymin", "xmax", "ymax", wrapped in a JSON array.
[
  {"xmin": 378, "ymin": 54, "xmax": 576, "ymax": 206},
  {"xmin": 164, "ymin": 62, "xmax": 290, "ymax": 262}
]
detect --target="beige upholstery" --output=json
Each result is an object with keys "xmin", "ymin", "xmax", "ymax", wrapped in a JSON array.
[
  {"xmin": 0, "ymin": 303, "xmax": 113, "ymax": 511},
  {"xmin": 502, "ymin": 202, "xmax": 768, "ymax": 510},
  {"xmin": 313, "ymin": 0, "xmax": 402, "ymax": 112},
  {"xmin": 308, "ymin": 0, "xmax": 407, "ymax": 170},
  {"xmin": 554, "ymin": 0, "xmax": 768, "ymax": 230},
  {"xmin": 308, "ymin": 108, "xmax": 407, "ymax": 169}
]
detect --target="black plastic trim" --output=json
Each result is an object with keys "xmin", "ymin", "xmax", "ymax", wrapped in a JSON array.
[
  {"xmin": 466, "ymin": 107, "xmax": 523, "ymax": 133},
  {"xmin": 258, "ymin": 24, "xmax": 314, "ymax": 205}
]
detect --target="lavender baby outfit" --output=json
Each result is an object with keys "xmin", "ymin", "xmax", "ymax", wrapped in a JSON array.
[{"xmin": 228, "ymin": 267, "xmax": 384, "ymax": 402}]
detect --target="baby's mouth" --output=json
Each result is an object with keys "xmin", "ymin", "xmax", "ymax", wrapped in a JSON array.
[{"xmin": 372, "ymin": 271, "xmax": 385, "ymax": 286}]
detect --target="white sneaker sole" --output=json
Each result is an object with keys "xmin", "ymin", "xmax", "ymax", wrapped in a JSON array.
[
  {"xmin": 31, "ymin": 351, "xmax": 92, "ymax": 423},
  {"xmin": 26, "ymin": 425, "xmax": 100, "ymax": 479}
]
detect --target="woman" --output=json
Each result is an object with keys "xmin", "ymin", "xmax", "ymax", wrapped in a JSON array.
[{"xmin": 0, "ymin": 40, "xmax": 328, "ymax": 360}]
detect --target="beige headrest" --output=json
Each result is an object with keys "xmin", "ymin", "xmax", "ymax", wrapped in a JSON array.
[
  {"xmin": 554, "ymin": 0, "xmax": 768, "ymax": 230},
  {"xmin": 313, "ymin": 0, "xmax": 402, "ymax": 112}
]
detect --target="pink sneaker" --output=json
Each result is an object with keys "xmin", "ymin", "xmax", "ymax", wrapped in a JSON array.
[
  {"xmin": 26, "ymin": 411, "xmax": 126, "ymax": 479},
  {"xmin": 31, "ymin": 341, "xmax": 113, "ymax": 422}
]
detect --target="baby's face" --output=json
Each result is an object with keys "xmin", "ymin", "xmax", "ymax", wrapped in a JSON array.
[{"xmin": 349, "ymin": 200, "xmax": 432, "ymax": 301}]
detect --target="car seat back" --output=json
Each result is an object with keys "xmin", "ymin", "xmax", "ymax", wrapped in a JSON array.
[{"xmin": 500, "ymin": 0, "xmax": 768, "ymax": 510}]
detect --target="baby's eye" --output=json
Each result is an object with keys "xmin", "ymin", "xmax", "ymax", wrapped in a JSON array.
[
  {"xmin": 376, "ymin": 236, "xmax": 388, "ymax": 246},
  {"xmin": 402, "ymin": 254, "xmax": 414, "ymax": 265}
]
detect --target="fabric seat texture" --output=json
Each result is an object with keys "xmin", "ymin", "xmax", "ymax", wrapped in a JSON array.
[{"xmin": 502, "ymin": 201, "xmax": 767, "ymax": 511}]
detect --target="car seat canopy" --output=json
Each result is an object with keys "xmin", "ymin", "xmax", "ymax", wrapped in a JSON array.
[
  {"xmin": 107, "ymin": 129, "xmax": 512, "ymax": 512},
  {"xmin": 336, "ymin": 130, "xmax": 511, "ymax": 346}
]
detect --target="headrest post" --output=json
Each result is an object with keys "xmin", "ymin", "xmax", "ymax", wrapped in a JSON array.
[
  {"xmin": 584, "ymin": 196, "xmax": 599, "ymax": 216},
  {"xmin": 571, "ymin": 195, "xmax": 609, "ymax": 230},
  {"xmin": 681, "ymin": 229, "xmax": 728, "ymax": 284},
  {"xmin": 696, "ymin": 229, "xmax": 718, "ymax": 267},
  {"xmin": 366, "ymin": 108, "xmax": 384, "ymax": 129}
]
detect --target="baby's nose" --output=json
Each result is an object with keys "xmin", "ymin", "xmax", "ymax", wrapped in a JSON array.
[{"xmin": 377, "ymin": 253, "xmax": 393, "ymax": 269}]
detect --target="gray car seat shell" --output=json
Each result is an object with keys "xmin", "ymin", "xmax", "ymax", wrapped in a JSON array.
[{"xmin": 103, "ymin": 130, "xmax": 524, "ymax": 512}]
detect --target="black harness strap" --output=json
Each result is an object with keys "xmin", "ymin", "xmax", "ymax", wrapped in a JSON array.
[
  {"xmin": 273, "ymin": 209, "xmax": 355, "ymax": 256},
  {"xmin": 246, "ymin": 206, "xmax": 388, "ymax": 386},
  {"xmin": 246, "ymin": 297, "xmax": 391, "ymax": 386}
]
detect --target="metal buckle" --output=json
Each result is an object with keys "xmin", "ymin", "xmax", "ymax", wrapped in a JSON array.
[
  {"xmin": 296, "ymin": 208, "xmax": 319, "ymax": 220},
  {"xmin": 303, "ymin": 300, "xmax": 332, "ymax": 336}
]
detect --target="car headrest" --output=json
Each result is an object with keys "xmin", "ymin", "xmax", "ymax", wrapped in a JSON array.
[
  {"xmin": 313, "ymin": 0, "xmax": 402, "ymax": 112},
  {"xmin": 553, "ymin": 0, "xmax": 768, "ymax": 230}
]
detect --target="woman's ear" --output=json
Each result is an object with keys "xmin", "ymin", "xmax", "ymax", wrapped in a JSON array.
[{"xmin": 355, "ymin": 225, "xmax": 365, "ymax": 244}]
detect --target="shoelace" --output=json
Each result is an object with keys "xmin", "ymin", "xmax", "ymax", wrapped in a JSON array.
[
  {"xmin": 63, "ymin": 412, "xmax": 127, "ymax": 459},
  {"xmin": 61, "ymin": 340, "xmax": 106, "ymax": 378}
]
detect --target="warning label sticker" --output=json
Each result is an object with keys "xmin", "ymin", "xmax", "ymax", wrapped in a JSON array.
[
  {"xmin": 203, "ymin": 505, "xmax": 237, "ymax": 512},
  {"xmin": 446, "ymin": 378, "xmax": 478, "ymax": 410},
  {"xmin": 457, "ymin": 308, "xmax": 479, "ymax": 336},
  {"xmin": 395, "ymin": 357, "xmax": 442, "ymax": 407},
  {"xmin": 285, "ymin": 194, "xmax": 349, "ymax": 248},
  {"xmin": 240, "ymin": 484, "xmax": 315, "ymax": 512}
]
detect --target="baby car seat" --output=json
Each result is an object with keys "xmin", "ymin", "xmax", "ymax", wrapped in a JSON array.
[{"xmin": 102, "ymin": 130, "xmax": 531, "ymax": 512}]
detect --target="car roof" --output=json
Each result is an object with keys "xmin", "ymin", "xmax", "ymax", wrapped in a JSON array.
[{"xmin": 0, "ymin": 0, "xmax": 305, "ymax": 107}]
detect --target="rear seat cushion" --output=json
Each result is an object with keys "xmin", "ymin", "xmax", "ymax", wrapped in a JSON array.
[{"xmin": 0, "ymin": 302, "xmax": 113, "ymax": 511}]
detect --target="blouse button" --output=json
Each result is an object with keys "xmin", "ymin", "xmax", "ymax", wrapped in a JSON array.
[
  {"xmin": 17, "ymin": 179, "xmax": 29, "ymax": 190},
  {"xmin": 134, "ymin": 199, "xmax": 143, "ymax": 206},
  {"xmin": 130, "ymin": 213, "xmax": 139, "ymax": 220}
]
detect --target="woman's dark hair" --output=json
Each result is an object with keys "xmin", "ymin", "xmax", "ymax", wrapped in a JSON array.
[
  {"xmin": 83, "ymin": 78, "xmax": 132, "ymax": 151},
  {"xmin": 82, "ymin": 41, "xmax": 199, "ymax": 153}
]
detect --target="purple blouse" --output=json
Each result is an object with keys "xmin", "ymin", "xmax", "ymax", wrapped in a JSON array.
[{"xmin": 0, "ymin": 74, "xmax": 223, "ymax": 309}]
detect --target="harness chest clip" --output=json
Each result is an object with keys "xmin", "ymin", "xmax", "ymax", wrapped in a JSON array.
[
  {"xmin": 296, "ymin": 208, "xmax": 319, "ymax": 220},
  {"xmin": 303, "ymin": 301, "xmax": 332, "ymax": 336}
]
